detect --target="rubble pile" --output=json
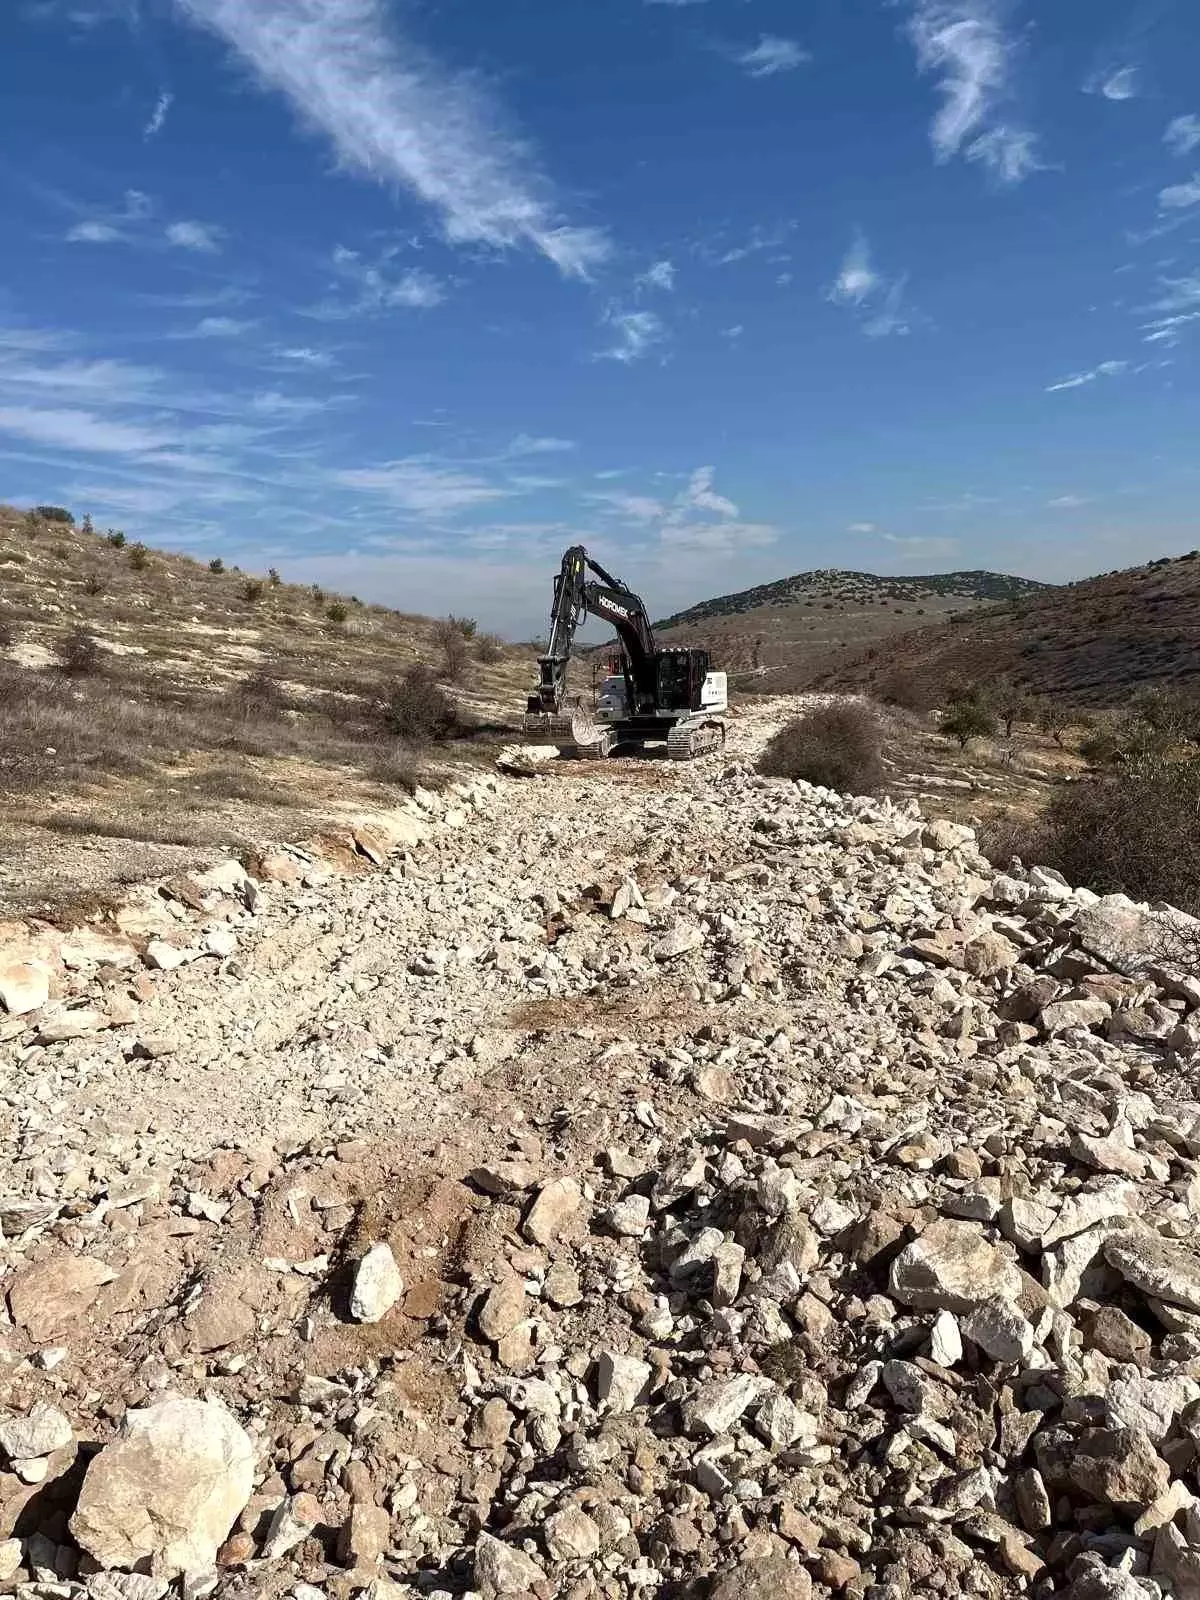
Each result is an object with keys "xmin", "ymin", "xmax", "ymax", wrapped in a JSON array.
[{"xmin": 2, "ymin": 699, "xmax": 1200, "ymax": 1599}]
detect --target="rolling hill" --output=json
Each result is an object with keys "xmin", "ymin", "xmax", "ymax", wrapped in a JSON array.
[
  {"xmin": 819, "ymin": 550, "xmax": 1200, "ymax": 707},
  {"xmin": 655, "ymin": 567, "xmax": 1053, "ymax": 691}
]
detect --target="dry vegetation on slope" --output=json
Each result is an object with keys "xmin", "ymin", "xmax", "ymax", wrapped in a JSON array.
[
  {"xmin": 820, "ymin": 551, "xmax": 1200, "ymax": 708},
  {"xmin": 656, "ymin": 567, "xmax": 1052, "ymax": 692},
  {"xmin": 0, "ymin": 505, "xmax": 532, "ymax": 915}
]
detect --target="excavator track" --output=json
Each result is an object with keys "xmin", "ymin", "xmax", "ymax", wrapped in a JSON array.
[{"xmin": 667, "ymin": 722, "xmax": 726, "ymax": 761}]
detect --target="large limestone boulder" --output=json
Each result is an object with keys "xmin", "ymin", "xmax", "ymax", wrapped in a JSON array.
[{"xmin": 70, "ymin": 1396, "xmax": 254, "ymax": 1575}]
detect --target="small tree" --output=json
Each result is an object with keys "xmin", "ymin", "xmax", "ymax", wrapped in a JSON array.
[
  {"xmin": 942, "ymin": 699, "xmax": 997, "ymax": 750},
  {"xmin": 991, "ymin": 675, "xmax": 1031, "ymax": 738},
  {"xmin": 58, "ymin": 626, "xmax": 103, "ymax": 676},
  {"xmin": 311, "ymin": 586, "xmax": 326, "ymax": 607},
  {"xmin": 448, "ymin": 614, "xmax": 478, "ymax": 639},
  {"xmin": 35, "ymin": 505, "xmax": 74, "ymax": 526},
  {"xmin": 435, "ymin": 617, "xmax": 471, "ymax": 682},
  {"xmin": 476, "ymin": 632, "xmax": 504, "ymax": 664},
  {"xmin": 81, "ymin": 513, "xmax": 94, "ymax": 537},
  {"xmin": 128, "ymin": 543, "xmax": 150, "ymax": 571},
  {"xmin": 326, "ymin": 601, "xmax": 349, "ymax": 624},
  {"xmin": 267, "ymin": 567, "xmax": 281, "ymax": 588},
  {"xmin": 209, "ymin": 557, "xmax": 225, "ymax": 575},
  {"xmin": 106, "ymin": 529, "xmax": 126, "ymax": 548},
  {"xmin": 1035, "ymin": 698, "xmax": 1069, "ymax": 747}
]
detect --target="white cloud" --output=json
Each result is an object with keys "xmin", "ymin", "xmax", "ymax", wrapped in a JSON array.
[
  {"xmin": 659, "ymin": 519, "xmax": 776, "ymax": 555},
  {"xmin": 335, "ymin": 456, "xmax": 514, "ymax": 515},
  {"xmin": 66, "ymin": 220, "xmax": 125, "ymax": 244},
  {"xmin": 905, "ymin": 0, "xmax": 1041, "ymax": 186},
  {"xmin": 276, "ymin": 346, "xmax": 336, "ymax": 368},
  {"xmin": 1048, "ymin": 494, "xmax": 1090, "ymax": 508},
  {"xmin": 171, "ymin": 0, "xmax": 611, "ymax": 277},
  {"xmin": 144, "ymin": 90, "xmax": 173, "ymax": 138},
  {"xmin": 828, "ymin": 236, "xmax": 912, "ymax": 337},
  {"xmin": 165, "ymin": 219, "xmax": 223, "ymax": 252},
  {"xmin": 1085, "ymin": 66, "xmax": 1138, "ymax": 102},
  {"xmin": 587, "ymin": 490, "xmax": 667, "ymax": 522},
  {"xmin": 1045, "ymin": 358, "xmax": 1127, "ymax": 392},
  {"xmin": 848, "ymin": 521, "xmax": 877, "ymax": 534},
  {"xmin": 734, "ymin": 36, "xmax": 809, "ymax": 78},
  {"xmin": 828, "ymin": 235, "xmax": 879, "ymax": 307},
  {"xmin": 1160, "ymin": 173, "xmax": 1200, "ymax": 211},
  {"xmin": 0, "ymin": 406, "xmax": 176, "ymax": 456},
  {"xmin": 506, "ymin": 434, "xmax": 577, "ymax": 456},
  {"xmin": 180, "ymin": 316, "xmax": 259, "ymax": 339},
  {"xmin": 640, "ymin": 260, "xmax": 677, "ymax": 293},
  {"xmin": 680, "ymin": 465, "xmax": 738, "ymax": 519},
  {"xmin": 596, "ymin": 308, "xmax": 666, "ymax": 363},
  {"xmin": 312, "ymin": 246, "xmax": 446, "ymax": 316},
  {"xmin": 1165, "ymin": 115, "xmax": 1200, "ymax": 157}
]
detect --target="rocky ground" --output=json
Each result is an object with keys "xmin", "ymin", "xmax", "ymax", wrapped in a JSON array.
[{"xmin": 3, "ymin": 697, "xmax": 1200, "ymax": 1600}]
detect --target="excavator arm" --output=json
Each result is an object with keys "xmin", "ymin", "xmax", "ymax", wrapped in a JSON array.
[{"xmin": 526, "ymin": 545, "xmax": 658, "ymax": 719}]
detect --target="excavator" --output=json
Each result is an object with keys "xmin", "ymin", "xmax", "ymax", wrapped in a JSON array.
[{"xmin": 523, "ymin": 545, "xmax": 727, "ymax": 760}]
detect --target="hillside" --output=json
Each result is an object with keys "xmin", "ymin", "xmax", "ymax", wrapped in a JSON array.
[
  {"xmin": 0, "ymin": 504, "xmax": 533, "ymax": 913},
  {"xmin": 820, "ymin": 548, "xmax": 1200, "ymax": 707},
  {"xmin": 655, "ymin": 567, "xmax": 1052, "ymax": 690}
]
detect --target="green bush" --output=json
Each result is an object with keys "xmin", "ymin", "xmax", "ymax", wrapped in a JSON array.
[
  {"xmin": 384, "ymin": 666, "xmax": 461, "ymax": 742},
  {"xmin": 128, "ymin": 543, "xmax": 150, "ymax": 571},
  {"xmin": 942, "ymin": 700, "xmax": 997, "ymax": 749},
  {"xmin": 58, "ymin": 626, "xmax": 104, "ymax": 677},
  {"xmin": 81, "ymin": 514, "xmax": 93, "ymax": 537},
  {"xmin": 105, "ymin": 529, "xmax": 127, "ymax": 548},
  {"xmin": 267, "ymin": 568, "xmax": 281, "ymax": 588},
  {"xmin": 209, "ymin": 557, "xmax": 225, "ymax": 574},
  {"xmin": 326, "ymin": 601, "xmax": 349, "ymax": 624},
  {"xmin": 35, "ymin": 505, "xmax": 74, "ymax": 526},
  {"xmin": 758, "ymin": 703, "xmax": 885, "ymax": 794}
]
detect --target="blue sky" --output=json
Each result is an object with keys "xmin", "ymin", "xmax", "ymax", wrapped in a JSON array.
[{"xmin": 2, "ymin": 0, "xmax": 1199, "ymax": 634}]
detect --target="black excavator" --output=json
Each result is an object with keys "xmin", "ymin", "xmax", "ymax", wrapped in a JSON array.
[{"xmin": 523, "ymin": 544, "xmax": 727, "ymax": 760}]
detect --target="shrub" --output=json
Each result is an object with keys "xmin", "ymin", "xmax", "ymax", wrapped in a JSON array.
[
  {"xmin": 58, "ymin": 626, "xmax": 104, "ymax": 677},
  {"xmin": 879, "ymin": 668, "xmax": 938, "ymax": 713},
  {"xmin": 311, "ymin": 586, "xmax": 326, "ymax": 606},
  {"xmin": 35, "ymin": 505, "xmax": 74, "ymax": 526},
  {"xmin": 476, "ymin": 631, "xmax": 504, "ymax": 664},
  {"xmin": 105, "ymin": 529, "xmax": 126, "ymax": 548},
  {"xmin": 326, "ymin": 601, "xmax": 349, "ymax": 624},
  {"xmin": 209, "ymin": 557, "xmax": 225, "ymax": 575},
  {"xmin": 448, "ymin": 614, "xmax": 478, "ymax": 639},
  {"xmin": 82, "ymin": 573, "xmax": 105, "ymax": 597},
  {"xmin": 977, "ymin": 810, "xmax": 1055, "ymax": 870},
  {"xmin": 990, "ymin": 675, "xmax": 1031, "ymax": 737},
  {"xmin": 128, "ymin": 543, "xmax": 150, "ymax": 571},
  {"xmin": 228, "ymin": 667, "xmax": 285, "ymax": 717},
  {"xmin": 942, "ymin": 700, "xmax": 997, "ymax": 749},
  {"xmin": 757, "ymin": 703, "xmax": 885, "ymax": 794},
  {"xmin": 267, "ymin": 568, "xmax": 281, "ymax": 587},
  {"xmin": 369, "ymin": 743, "xmax": 426, "ymax": 792},
  {"xmin": 434, "ymin": 617, "xmax": 471, "ymax": 681},
  {"xmin": 383, "ymin": 666, "xmax": 461, "ymax": 742},
  {"xmin": 1034, "ymin": 698, "xmax": 1069, "ymax": 746},
  {"xmin": 1039, "ymin": 755, "xmax": 1200, "ymax": 917},
  {"xmin": 243, "ymin": 580, "xmax": 264, "ymax": 603},
  {"xmin": 81, "ymin": 514, "xmax": 94, "ymax": 536}
]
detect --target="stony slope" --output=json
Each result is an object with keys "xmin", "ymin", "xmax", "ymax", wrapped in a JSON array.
[
  {"xmin": 821, "ymin": 550, "xmax": 1200, "ymax": 708},
  {"xmin": 2, "ymin": 700, "xmax": 1200, "ymax": 1599},
  {"xmin": 655, "ymin": 568, "xmax": 1052, "ymax": 691}
]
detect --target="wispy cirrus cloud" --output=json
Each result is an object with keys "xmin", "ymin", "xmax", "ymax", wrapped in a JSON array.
[
  {"xmin": 505, "ymin": 434, "xmax": 577, "ymax": 457},
  {"xmin": 639, "ymin": 260, "xmax": 677, "ymax": 293},
  {"xmin": 165, "ymin": 219, "xmax": 223, "ymax": 253},
  {"xmin": 1141, "ymin": 272, "xmax": 1200, "ymax": 345},
  {"xmin": 1084, "ymin": 65, "xmax": 1138, "ymax": 102},
  {"xmin": 0, "ymin": 406, "xmax": 178, "ymax": 457},
  {"xmin": 1159, "ymin": 173, "xmax": 1200, "ymax": 211},
  {"xmin": 334, "ymin": 456, "xmax": 515, "ymax": 516},
  {"xmin": 596, "ymin": 308, "xmax": 667, "ymax": 363},
  {"xmin": 175, "ymin": 316, "xmax": 259, "ymax": 339},
  {"xmin": 733, "ymin": 36, "xmax": 809, "ymax": 78},
  {"xmin": 144, "ymin": 90, "xmax": 174, "ymax": 138},
  {"xmin": 1165, "ymin": 115, "xmax": 1200, "ymax": 157},
  {"xmin": 1045, "ymin": 358, "xmax": 1127, "ymax": 392},
  {"xmin": 307, "ymin": 245, "xmax": 445, "ymax": 318},
  {"xmin": 170, "ymin": 0, "xmax": 610, "ymax": 278},
  {"xmin": 827, "ymin": 235, "xmax": 911, "ymax": 337},
  {"xmin": 904, "ymin": 0, "xmax": 1042, "ymax": 186},
  {"xmin": 276, "ymin": 346, "xmax": 337, "ymax": 369}
]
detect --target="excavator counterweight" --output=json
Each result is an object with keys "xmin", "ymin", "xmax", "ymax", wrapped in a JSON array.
[{"xmin": 523, "ymin": 545, "xmax": 727, "ymax": 760}]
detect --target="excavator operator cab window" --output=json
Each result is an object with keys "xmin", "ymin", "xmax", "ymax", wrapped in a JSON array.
[{"xmin": 656, "ymin": 650, "xmax": 708, "ymax": 712}]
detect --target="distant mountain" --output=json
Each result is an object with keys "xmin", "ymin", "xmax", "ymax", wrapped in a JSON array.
[
  {"xmin": 654, "ymin": 567, "xmax": 1054, "ymax": 690},
  {"xmin": 820, "ymin": 550, "xmax": 1200, "ymax": 708}
]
